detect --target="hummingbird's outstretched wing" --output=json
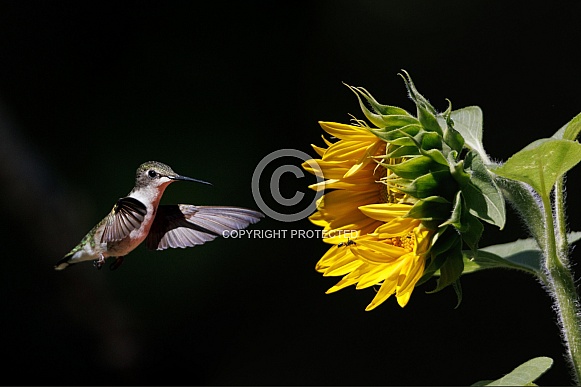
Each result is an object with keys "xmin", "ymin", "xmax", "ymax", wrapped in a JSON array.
[
  {"xmin": 101, "ymin": 197, "xmax": 147, "ymax": 243},
  {"xmin": 145, "ymin": 205, "xmax": 264, "ymax": 250}
]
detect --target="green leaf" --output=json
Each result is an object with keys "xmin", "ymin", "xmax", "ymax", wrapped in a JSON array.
[
  {"xmin": 472, "ymin": 356, "xmax": 553, "ymax": 386},
  {"xmin": 563, "ymin": 111, "xmax": 581, "ymax": 141},
  {"xmin": 491, "ymin": 138, "xmax": 581, "ymax": 198},
  {"xmin": 449, "ymin": 106, "xmax": 487, "ymax": 161},
  {"xmin": 458, "ymin": 232, "xmax": 581, "ymax": 276},
  {"xmin": 462, "ymin": 250, "xmax": 540, "ymax": 276}
]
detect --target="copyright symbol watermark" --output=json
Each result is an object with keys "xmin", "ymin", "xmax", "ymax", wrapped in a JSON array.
[{"xmin": 251, "ymin": 149, "xmax": 324, "ymax": 222}]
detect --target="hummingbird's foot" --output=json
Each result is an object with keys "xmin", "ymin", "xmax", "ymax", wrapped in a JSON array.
[
  {"xmin": 93, "ymin": 254, "xmax": 106, "ymax": 270},
  {"xmin": 109, "ymin": 257, "xmax": 124, "ymax": 271}
]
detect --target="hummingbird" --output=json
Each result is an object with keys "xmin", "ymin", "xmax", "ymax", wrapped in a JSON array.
[{"xmin": 55, "ymin": 161, "xmax": 264, "ymax": 271}]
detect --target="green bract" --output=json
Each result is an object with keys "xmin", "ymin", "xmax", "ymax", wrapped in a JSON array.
[{"xmin": 347, "ymin": 71, "xmax": 507, "ymax": 304}]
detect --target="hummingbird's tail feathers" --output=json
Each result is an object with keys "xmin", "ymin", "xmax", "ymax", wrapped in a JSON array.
[
  {"xmin": 146, "ymin": 205, "xmax": 264, "ymax": 251},
  {"xmin": 54, "ymin": 254, "xmax": 73, "ymax": 271}
]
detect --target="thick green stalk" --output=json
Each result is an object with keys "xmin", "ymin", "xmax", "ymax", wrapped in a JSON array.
[
  {"xmin": 497, "ymin": 174, "xmax": 581, "ymax": 381},
  {"xmin": 540, "ymin": 192, "xmax": 581, "ymax": 383},
  {"xmin": 495, "ymin": 177, "xmax": 546, "ymax": 253},
  {"xmin": 553, "ymin": 177, "xmax": 569, "ymax": 263}
]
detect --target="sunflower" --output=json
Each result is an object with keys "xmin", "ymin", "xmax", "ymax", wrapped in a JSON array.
[
  {"xmin": 303, "ymin": 72, "xmax": 504, "ymax": 310},
  {"xmin": 303, "ymin": 119, "xmax": 435, "ymax": 309}
]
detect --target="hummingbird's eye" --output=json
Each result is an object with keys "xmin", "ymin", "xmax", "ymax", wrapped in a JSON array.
[{"xmin": 148, "ymin": 170, "xmax": 157, "ymax": 178}]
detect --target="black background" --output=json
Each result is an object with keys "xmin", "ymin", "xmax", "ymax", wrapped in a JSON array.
[{"xmin": 2, "ymin": 1, "xmax": 581, "ymax": 385}]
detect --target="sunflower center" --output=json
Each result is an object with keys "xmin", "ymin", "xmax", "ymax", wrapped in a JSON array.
[
  {"xmin": 384, "ymin": 232, "xmax": 415, "ymax": 252},
  {"xmin": 376, "ymin": 164, "xmax": 406, "ymax": 204}
]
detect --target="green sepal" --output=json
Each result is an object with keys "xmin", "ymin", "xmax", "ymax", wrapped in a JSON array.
[
  {"xmin": 427, "ymin": 237, "xmax": 464, "ymax": 294},
  {"xmin": 440, "ymin": 190, "xmax": 464, "ymax": 231},
  {"xmin": 439, "ymin": 189, "xmax": 484, "ymax": 253},
  {"xmin": 375, "ymin": 126, "xmax": 450, "ymax": 169},
  {"xmin": 377, "ymin": 115, "xmax": 420, "ymax": 129},
  {"xmin": 399, "ymin": 70, "xmax": 443, "ymax": 135},
  {"xmin": 452, "ymin": 280, "xmax": 463, "ymax": 309},
  {"xmin": 396, "ymin": 170, "xmax": 458, "ymax": 199},
  {"xmin": 387, "ymin": 155, "xmax": 449, "ymax": 180},
  {"xmin": 406, "ymin": 196, "xmax": 451, "ymax": 221},
  {"xmin": 421, "ymin": 148, "xmax": 449, "ymax": 167},
  {"xmin": 419, "ymin": 131, "xmax": 443, "ymax": 151},
  {"xmin": 438, "ymin": 100, "xmax": 465, "ymax": 153},
  {"xmin": 418, "ymin": 252, "xmax": 447, "ymax": 286},
  {"xmin": 371, "ymin": 124, "xmax": 422, "ymax": 142},
  {"xmin": 464, "ymin": 152, "xmax": 506, "ymax": 229},
  {"xmin": 386, "ymin": 145, "xmax": 420, "ymax": 158},
  {"xmin": 345, "ymin": 84, "xmax": 411, "ymax": 116},
  {"xmin": 345, "ymin": 84, "xmax": 415, "ymax": 128},
  {"xmin": 417, "ymin": 226, "xmax": 458, "ymax": 285},
  {"xmin": 460, "ymin": 210, "xmax": 484, "ymax": 253},
  {"xmin": 450, "ymin": 151, "xmax": 506, "ymax": 228}
]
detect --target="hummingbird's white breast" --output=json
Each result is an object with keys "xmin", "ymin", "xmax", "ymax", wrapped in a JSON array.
[{"xmin": 106, "ymin": 184, "xmax": 168, "ymax": 256}]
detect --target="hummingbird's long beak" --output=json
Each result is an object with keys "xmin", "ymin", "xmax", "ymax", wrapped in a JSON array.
[{"xmin": 171, "ymin": 175, "xmax": 212, "ymax": 186}]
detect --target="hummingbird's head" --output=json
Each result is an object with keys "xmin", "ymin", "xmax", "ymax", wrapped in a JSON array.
[{"xmin": 134, "ymin": 161, "xmax": 212, "ymax": 190}]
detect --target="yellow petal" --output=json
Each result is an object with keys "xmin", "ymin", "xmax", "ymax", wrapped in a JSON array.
[
  {"xmin": 316, "ymin": 245, "xmax": 346, "ymax": 271},
  {"xmin": 308, "ymin": 210, "xmax": 329, "ymax": 228},
  {"xmin": 355, "ymin": 259, "xmax": 405, "ymax": 289},
  {"xmin": 326, "ymin": 218, "xmax": 381, "ymax": 237},
  {"xmin": 372, "ymin": 218, "xmax": 419, "ymax": 237},
  {"xmin": 319, "ymin": 178, "xmax": 377, "ymax": 191},
  {"xmin": 355, "ymin": 240, "xmax": 408, "ymax": 260},
  {"xmin": 302, "ymin": 159, "xmax": 352, "ymax": 179},
  {"xmin": 397, "ymin": 254, "xmax": 425, "ymax": 295},
  {"xmin": 365, "ymin": 273, "xmax": 399, "ymax": 311},
  {"xmin": 344, "ymin": 140, "xmax": 383, "ymax": 178},
  {"xmin": 319, "ymin": 121, "xmax": 376, "ymax": 141},
  {"xmin": 311, "ymin": 143, "xmax": 327, "ymax": 157},
  {"xmin": 324, "ymin": 140, "xmax": 373, "ymax": 162},
  {"xmin": 413, "ymin": 227, "xmax": 433, "ymax": 254},
  {"xmin": 315, "ymin": 190, "xmax": 379, "ymax": 222},
  {"xmin": 323, "ymin": 250, "xmax": 363, "ymax": 277},
  {"xmin": 326, "ymin": 270, "xmax": 361, "ymax": 293},
  {"xmin": 359, "ymin": 203, "xmax": 411, "ymax": 222},
  {"xmin": 395, "ymin": 291, "xmax": 412, "ymax": 308}
]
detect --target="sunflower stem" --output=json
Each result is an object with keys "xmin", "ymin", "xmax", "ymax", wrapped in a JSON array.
[
  {"xmin": 540, "ymin": 190, "xmax": 581, "ymax": 384},
  {"xmin": 554, "ymin": 176, "xmax": 569, "ymax": 263}
]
